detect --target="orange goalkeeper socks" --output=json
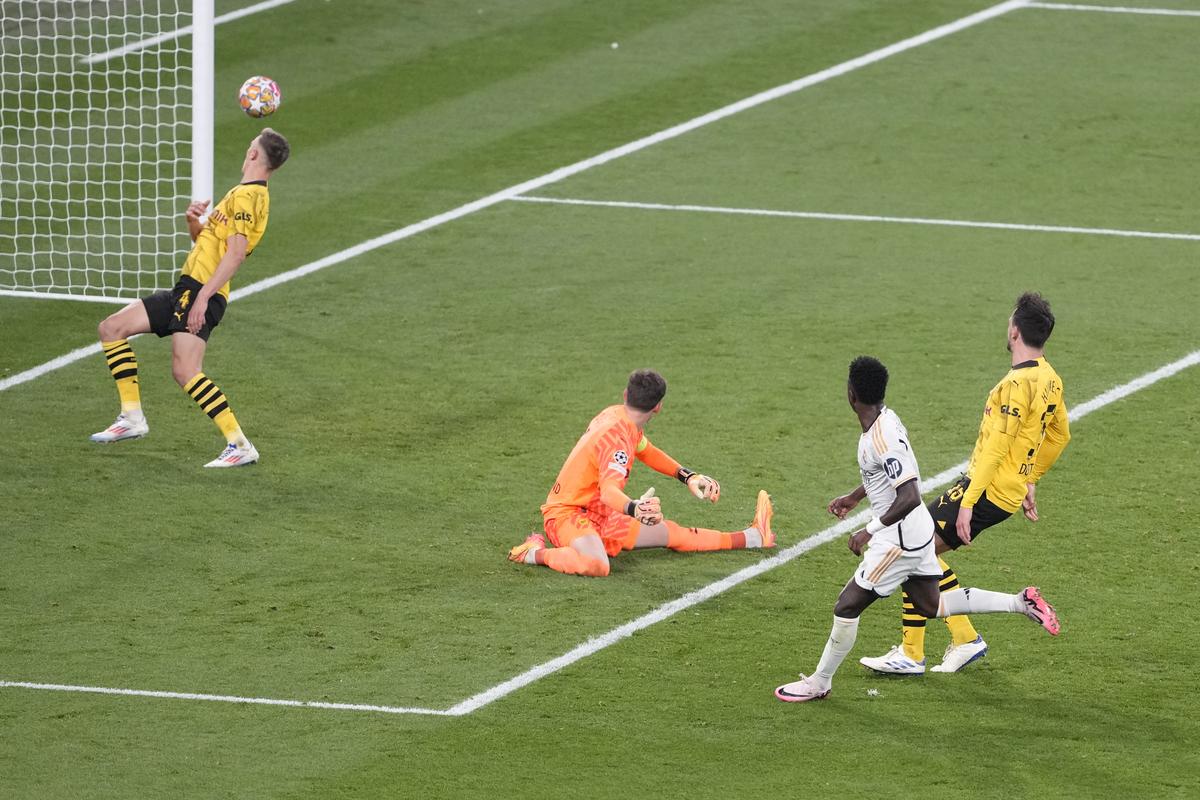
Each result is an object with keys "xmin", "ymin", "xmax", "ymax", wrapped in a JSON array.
[{"xmin": 665, "ymin": 521, "xmax": 745, "ymax": 551}]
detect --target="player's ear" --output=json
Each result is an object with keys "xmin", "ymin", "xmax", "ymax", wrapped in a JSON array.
[{"xmin": 652, "ymin": 402, "xmax": 662, "ymax": 415}]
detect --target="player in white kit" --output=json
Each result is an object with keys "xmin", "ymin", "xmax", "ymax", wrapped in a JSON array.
[{"xmin": 774, "ymin": 357, "xmax": 1060, "ymax": 703}]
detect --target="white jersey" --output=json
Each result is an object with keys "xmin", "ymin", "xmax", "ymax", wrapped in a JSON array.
[{"xmin": 857, "ymin": 406, "xmax": 934, "ymax": 552}]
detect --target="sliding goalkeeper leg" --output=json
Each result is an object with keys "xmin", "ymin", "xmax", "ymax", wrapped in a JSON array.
[{"xmin": 631, "ymin": 490, "xmax": 775, "ymax": 551}]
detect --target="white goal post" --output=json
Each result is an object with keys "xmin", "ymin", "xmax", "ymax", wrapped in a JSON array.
[{"xmin": 0, "ymin": 0, "xmax": 213, "ymax": 304}]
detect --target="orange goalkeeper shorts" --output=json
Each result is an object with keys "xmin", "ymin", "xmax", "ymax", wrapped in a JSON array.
[{"xmin": 544, "ymin": 508, "xmax": 639, "ymax": 557}]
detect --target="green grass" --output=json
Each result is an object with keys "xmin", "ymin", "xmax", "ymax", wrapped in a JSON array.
[{"xmin": 3, "ymin": 1, "xmax": 1200, "ymax": 797}]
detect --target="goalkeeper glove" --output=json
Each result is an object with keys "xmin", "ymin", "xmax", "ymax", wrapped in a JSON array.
[
  {"xmin": 625, "ymin": 488, "xmax": 663, "ymax": 526},
  {"xmin": 677, "ymin": 467, "xmax": 720, "ymax": 503}
]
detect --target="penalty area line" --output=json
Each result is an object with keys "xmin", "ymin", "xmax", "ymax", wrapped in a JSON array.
[
  {"xmin": 3, "ymin": 348, "xmax": 1197, "ymax": 715},
  {"xmin": 3, "ymin": 0, "xmax": 1025, "ymax": 393},
  {"xmin": 510, "ymin": 196, "xmax": 1200, "ymax": 242},
  {"xmin": 1027, "ymin": 3, "xmax": 1200, "ymax": 18}
]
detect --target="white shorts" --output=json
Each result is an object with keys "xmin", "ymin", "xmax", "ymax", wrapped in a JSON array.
[{"xmin": 853, "ymin": 541, "xmax": 941, "ymax": 597}]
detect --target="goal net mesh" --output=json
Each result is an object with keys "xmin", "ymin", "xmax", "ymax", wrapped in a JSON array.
[{"xmin": 0, "ymin": 1, "xmax": 191, "ymax": 300}]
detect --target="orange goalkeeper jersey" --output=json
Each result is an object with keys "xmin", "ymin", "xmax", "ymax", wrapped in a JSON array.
[{"xmin": 542, "ymin": 405, "xmax": 646, "ymax": 520}]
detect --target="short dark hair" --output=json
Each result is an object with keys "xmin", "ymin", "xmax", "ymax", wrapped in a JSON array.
[
  {"xmin": 1012, "ymin": 292, "xmax": 1055, "ymax": 348},
  {"xmin": 626, "ymin": 369, "xmax": 667, "ymax": 411},
  {"xmin": 848, "ymin": 356, "xmax": 888, "ymax": 405},
  {"xmin": 259, "ymin": 128, "xmax": 290, "ymax": 170}
]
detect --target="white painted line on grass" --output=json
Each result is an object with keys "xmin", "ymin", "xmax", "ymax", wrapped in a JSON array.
[
  {"xmin": 0, "ymin": 680, "xmax": 450, "ymax": 716},
  {"xmin": 0, "ymin": 288, "xmax": 132, "ymax": 304},
  {"xmin": 511, "ymin": 195, "xmax": 1200, "ymax": 242},
  {"xmin": 2, "ymin": 0, "xmax": 1029, "ymax": 394},
  {"xmin": 447, "ymin": 348, "xmax": 1200, "ymax": 715},
  {"xmin": 4, "ymin": 346, "xmax": 1197, "ymax": 715},
  {"xmin": 0, "ymin": 342, "xmax": 107, "ymax": 394},
  {"xmin": 82, "ymin": 0, "xmax": 300, "ymax": 64},
  {"xmin": 1028, "ymin": 3, "xmax": 1200, "ymax": 17}
]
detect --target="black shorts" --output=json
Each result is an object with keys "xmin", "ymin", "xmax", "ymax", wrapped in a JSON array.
[
  {"xmin": 143, "ymin": 275, "xmax": 227, "ymax": 342},
  {"xmin": 928, "ymin": 476, "xmax": 1013, "ymax": 550}
]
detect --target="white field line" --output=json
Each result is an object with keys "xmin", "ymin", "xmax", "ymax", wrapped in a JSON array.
[
  {"xmin": 1028, "ymin": 3, "xmax": 1200, "ymax": 17},
  {"xmin": 0, "ymin": 680, "xmax": 450, "ymax": 716},
  {"xmin": 82, "ymin": 0, "xmax": 300, "ymax": 64},
  {"xmin": 0, "ymin": 288, "xmax": 134, "ymax": 304},
  {"xmin": 4, "ymin": 347, "xmax": 1198, "ymax": 715},
  {"xmin": 511, "ymin": 195, "xmax": 1200, "ymax": 242},
  {"xmin": 0, "ymin": 0, "xmax": 1029, "ymax": 392},
  {"xmin": 443, "ymin": 347, "xmax": 1200, "ymax": 716}
]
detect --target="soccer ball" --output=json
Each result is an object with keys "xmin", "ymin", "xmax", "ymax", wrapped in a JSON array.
[{"xmin": 238, "ymin": 76, "xmax": 281, "ymax": 118}]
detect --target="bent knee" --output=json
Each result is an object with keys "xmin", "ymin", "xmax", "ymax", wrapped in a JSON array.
[
  {"xmin": 833, "ymin": 599, "xmax": 861, "ymax": 618},
  {"xmin": 912, "ymin": 601, "xmax": 939, "ymax": 618},
  {"xmin": 171, "ymin": 366, "xmax": 196, "ymax": 387}
]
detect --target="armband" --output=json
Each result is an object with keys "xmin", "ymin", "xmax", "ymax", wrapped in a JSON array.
[{"xmin": 866, "ymin": 517, "xmax": 885, "ymax": 535}]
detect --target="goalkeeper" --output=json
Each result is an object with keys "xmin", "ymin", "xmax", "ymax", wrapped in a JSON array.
[
  {"xmin": 508, "ymin": 369, "xmax": 775, "ymax": 577},
  {"xmin": 89, "ymin": 128, "xmax": 289, "ymax": 467}
]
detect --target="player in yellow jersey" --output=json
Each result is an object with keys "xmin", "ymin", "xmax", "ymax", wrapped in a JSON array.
[
  {"xmin": 90, "ymin": 128, "xmax": 290, "ymax": 467},
  {"xmin": 507, "ymin": 369, "xmax": 775, "ymax": 577},
  {"xmin": 850, "ymin": 293, "xmax": 1071, "ymax": 674}
]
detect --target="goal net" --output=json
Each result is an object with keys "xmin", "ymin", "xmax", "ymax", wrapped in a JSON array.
[{"xmin": 0, "ymin": 1, "xmax": 211, "ymax": 303}]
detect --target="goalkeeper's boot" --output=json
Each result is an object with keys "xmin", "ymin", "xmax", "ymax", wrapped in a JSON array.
[
  {"xmin": 508, "ymin": 533, "xmax": 545, "ymax": 565},
  {"xmin": 859, "ymin": 645, "xmax": 925, "ymax": 675},
  {"xmin": 749, "ymin": 490, "xmax": 775, "ymax": 548},
  {"xmin": 930, "ymin": 636, "xmax": 988, "ymax": 673},
  {"xmin": 774, "ymin": 674, "xmax": 831, "ymax": 703},
  {"xmin": 90, "ymin": 413, "xmax": 149, "ymax": 443},
  {"xmin": 1020, "ymin": 587, "xmax": 1060, "ymax": 635},
  {"xmin": 204, "ymin": 440, "xmax": 259, "ymax": 468}
]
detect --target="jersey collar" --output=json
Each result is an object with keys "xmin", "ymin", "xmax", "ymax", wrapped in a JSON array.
[
  {"xmin": 241, "ymin": 180, "xmax": 267, "ymax": 186},
  {"xmin": 1011, "ymin": 358, "xmax": 1040, "ymax": 370}
]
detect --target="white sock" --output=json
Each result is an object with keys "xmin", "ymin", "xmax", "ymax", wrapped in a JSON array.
[
  {"xmin": 743, "ymin": 528, "xmax": 763, "ymax": 548},
  {"xmin": 122, "ymin": 406, "xmax": 145, "ymax": 422},
  {"xmin": 813, "ymin": 615, "xmax": 859, "ymax": 688},
  {"xmin": 938, "ymin": 587, "xmax": 1022, "ymax": 617}
]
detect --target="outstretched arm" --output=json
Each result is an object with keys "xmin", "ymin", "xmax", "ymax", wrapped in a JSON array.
[
  {"xmin": 829, "ymin": 484, "xmax": 866, "ymax": 519},
  {"xmin": 636, "ymin": 437, "xmax": 719, "ymax": 503}
]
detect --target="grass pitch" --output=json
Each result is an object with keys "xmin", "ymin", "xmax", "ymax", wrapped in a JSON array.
[{"xmin": 2, "ymin": 1, "xmax": 1199, "ymax": 797}]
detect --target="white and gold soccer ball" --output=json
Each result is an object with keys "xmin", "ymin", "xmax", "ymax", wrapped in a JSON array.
[{"xmin": 238, "ymin": 76, "xmax": 281, "ymax": 118}]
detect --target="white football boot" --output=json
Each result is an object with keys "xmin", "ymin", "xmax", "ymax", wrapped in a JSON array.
[
  {"xmin": 930, "ymin": 636, "xmax": 989, "ymax": 673},
  {"xmin": 90, "ymin": 413, "xmax": 149, "ymax": 443},
  {"xmin": 774, "ymin": 674, "xmax": 831, "ymax": 703},
  {"xmin": 204, "ymin": 440, "xmax": 260, "ymax": 468},
  {"xmin": 859, "ymin": 645, "xmax": 925, "ymax": 675}
]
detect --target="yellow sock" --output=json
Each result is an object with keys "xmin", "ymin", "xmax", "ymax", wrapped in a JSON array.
[
  {"xmin": 938, "ymin": 557, "xmax": 979, "ymax": 645},
  {"xmin": 183, "ymin": 373, "xmax": 244, "ymax": 444},
  {"xmin": 901, "ymin": 589, "xmax": 927, "ymax": 661},
  {"xmin": 102, "ymin": 339, "xmax": 141, "ymax": 413}
]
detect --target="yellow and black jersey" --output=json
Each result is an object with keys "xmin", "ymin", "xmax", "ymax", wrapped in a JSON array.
[
  {"xmin": 963, "ymin": 357, "xmax": 1070, "ymax": 513},
  {"xmin": 180, "ymin": 180, "xmax": 270, "ymax": 299}
]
